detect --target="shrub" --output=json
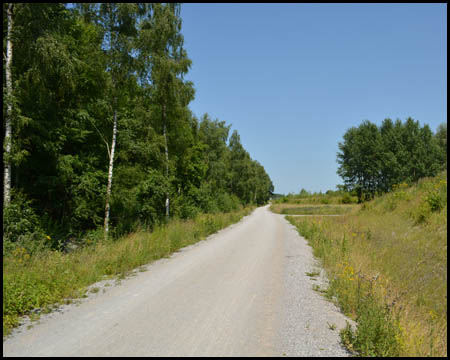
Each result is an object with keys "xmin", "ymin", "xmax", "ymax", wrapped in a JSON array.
[
  {"xmin": 216, "ymin": 192, "xmax": 240, "ymax": 212},
  {"xmin": 341, "ymin": 193, "xmax": 358, "ymax": 204},
  {"xmin": 81, "ymin": 227, "xmax": 105, "ymax": 248},
  {"xmin": 178, "ymin": 200, "xmax": 201, "ymax": 219},
  {"xmin": 425, "ymin": 181, "xmax": 447, "ymax": 212},
  {"xmin": 340, "ymin": 297, "xmax": 403, "ymax": 357},
  {"xmin": 426, "ymin": 192, "xmax": 445, "ymax": 212},
  {"xmin": 3, "ymin": 191, "xmax": 47, "ymax": 255}
]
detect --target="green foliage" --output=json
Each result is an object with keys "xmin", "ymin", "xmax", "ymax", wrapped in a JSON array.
[
  {"xmin": 425, "ymin": 183, "xmax": 447, "ymax": 213},
  {"xmin": 435, "ymin": 123, "xmax": 447, "ymax": 170},
  {"xmin": 135, "ymin": 169, "xmax": 170, "ymax": 225},
  {"xmin": 3, "ymin": 3, "xmax": 273, "ymax": 253},
  {"xmin": 340, "ymin": 297, "xmax": 402, "ymax": 357},
  {"xmin": 215, "ymin": 192, "xmax": 241, "ymax": 212},
  {"xmin": 273, "ymin": 187, "xmax": 355, "ymax": 205},
  {"xmin": 340, "ymin": 193, "xmax": 358, "ymax": 204},
  {"xmin": 337, "ymin": 118, "xmax": 445, "ymax": 202},
  {"xmin": 409, "ymin": 176, "xmax": 447, "ymax": 224},
  {"xmin": 3, "ymin": 191, "xmax": 47, "ymax": 255}
]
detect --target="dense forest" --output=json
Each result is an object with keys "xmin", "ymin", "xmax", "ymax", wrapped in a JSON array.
[
  {"xmin": 3, "ymin": 3, "xmax": 274, "ymax": 251},
  {"xmin": 337, "ymin": 118, "xmax": 446, "ymax": 202}
]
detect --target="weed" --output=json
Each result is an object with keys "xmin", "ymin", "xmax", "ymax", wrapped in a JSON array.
[
  {"xmin": 312, "ymin": 284, "xmax": 327, "ymax": 294},
  {"xmin": 305, "ymin": 270, "xmax": 320, "ymax": 277},
  {"xmin": 340, "ymin": 297, "xmax": 402, "ymax": 357}
]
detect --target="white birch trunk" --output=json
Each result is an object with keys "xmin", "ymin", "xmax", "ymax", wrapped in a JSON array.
[
  {"xmin": 163, "ymin": 122, "xmax": 169, "ymax": 219},
  {"xmin": 4, "ymin": 3, "xmax": 13, "ymax": 207},
  {"xmin": 104, "ymin": 109, "xmax": 118, "ymax": 240}
]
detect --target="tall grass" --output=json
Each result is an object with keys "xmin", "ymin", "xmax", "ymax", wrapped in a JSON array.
[
  {"xmin": 284, "ymin": 171, "xmax": 447, "ymax": 357},
  {"xmin": 3, "ymin": 207, "xmax": 254, "ymax": 336}
]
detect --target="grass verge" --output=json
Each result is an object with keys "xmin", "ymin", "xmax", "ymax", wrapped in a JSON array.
[
  {"xmin": 284, "ymin": 171, "xmax": 447, "ymax": 357},
  {"xmin": 271, "ymin": 203, "xmax": 357, "ymax": 215},
  {"xmin": 3, "ymin": 206, "xmax": 254, "ymax": 337}
]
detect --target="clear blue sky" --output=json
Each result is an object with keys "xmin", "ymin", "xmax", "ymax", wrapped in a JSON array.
[{"xmin": 180, "ymin": 3, "xmax": 447, "ymax": 195}]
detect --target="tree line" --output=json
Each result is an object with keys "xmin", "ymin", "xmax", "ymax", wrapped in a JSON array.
[
  {"xmin": 337, "ymin": 118, "xmax": 446, "ymax": 202},
  {"xmin": 3, "ymin": 3, "xmax": 274, "ymax": 250}
]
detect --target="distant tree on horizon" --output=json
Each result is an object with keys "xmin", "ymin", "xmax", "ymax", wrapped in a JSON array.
[{"xmin": 337, "ymin": 118, "xmax": 445, "ymax": 202}]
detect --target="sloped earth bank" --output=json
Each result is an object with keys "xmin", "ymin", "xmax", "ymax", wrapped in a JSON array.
[{"xmin": 3, "ymin": 205, "xmax": 352, "ymax": 356}]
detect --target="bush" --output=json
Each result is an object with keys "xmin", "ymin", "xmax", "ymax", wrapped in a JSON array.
[
  {"xmin": 178, "ymin": 199, "xmax": 201, "ymax": 219},
  {"xmin": 340, "ymin": 297, "xmax": 403, "ymax": 357},
  {"xmin": 81, "ymin": 227, "xmax": 105, "ymax": 248},
  {"xmin": 134, "ymin": 169, "xmax": 169, "ymax": 226},
  {"xmin": 216, "ymin": 192, "xmax": 240, "ymax": 212},
  {"xmin": 425, "ymin": 186, "xmax": 447, "ymax": 212},
  {"xmin": 341, "ymin": 193, "xmax": 357, "ymax": 204},
  {"xmin": 3, "ymin": 191, "xmax": 47, "ymax": 255}
]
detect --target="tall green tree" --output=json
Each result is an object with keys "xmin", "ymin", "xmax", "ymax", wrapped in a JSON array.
[
  {"xmin": 379, "ymin": 118, "xmax": 405, "ymax": 191},
  {"xmin": 78, "ymin": 3, "xmax": 146, "ymax": 238},
  {"xmin": 435, "ymin": 123, "xmax": 447, "ymax": 170},
  {"xmin": 5, "ymin": 3, "xmax": 108, "ymax": 233},
  {"xmin": 337, "ymin": 120, "xmax": 383, "ymax": 202},
  {"xmin": 3, "ymin": 3, "xmax": 14, "ymax": 207},
  {"xmin": 138, "ymin": 3, "xmax": 194, "ymax": 219},
  {"xmin": 337, "ymin": 118, "xmax": 445, "ymax": 202},
  {"xmin": 3, "ymin": 3, "xmax": 274, "ymax": 248},
  {"xmin": 198, "ymin": 114, "xmax": 231, "ymax": 191}
]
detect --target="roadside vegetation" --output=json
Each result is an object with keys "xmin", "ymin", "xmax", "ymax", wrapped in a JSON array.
[
  {"xmin": 3, "ymin": 205, "xmax": 254, "ymax": 337},
  {"xmin": 272, "ymin": 188, "xmax": 359, "ymax": 205},
  {"xmin": 2, "ymin": 4, "xmax": 273, "ymax": 249},
  {"xmin": 271, "ymin": 203, "xmax": 357, "ymax": 215},
  {"xmin": 280, "ymin": 171, "xmax": 447, "ymax": 356},
  {"xmin": 3, "ymin": 4, "xmax": 273, "ymax": 338}
]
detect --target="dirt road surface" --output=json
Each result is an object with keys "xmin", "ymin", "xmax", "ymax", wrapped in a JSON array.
[{"xmin": 3, "ymin": 205, "xmax": 352, "ymax": 357}]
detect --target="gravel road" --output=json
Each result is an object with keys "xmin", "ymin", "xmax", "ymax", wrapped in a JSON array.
[{"xmin": 3, "ymin": 205, "xmax": 353, "ymax": 357}]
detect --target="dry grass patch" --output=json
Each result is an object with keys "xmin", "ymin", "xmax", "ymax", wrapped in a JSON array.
[
  {"xmin": 270, "ymin": 203, "xmax": 358, "ymax": 215},
  {"xmin": 286, "ymin": 171, "xmax": 447, "ymax": 357}
]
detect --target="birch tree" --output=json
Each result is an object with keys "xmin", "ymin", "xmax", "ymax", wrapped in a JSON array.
[
  {"xmin": 3, "ymin": 3, "xmax": 14, "ymax": 207},
  {"xmin": 139, "ymin": 3, "xmax": 193, "ymax": 219},
  {"xmin": 3, "ymin": 3, "xmax": 275, "ymax": 247},
  {"xmin": 83, "ymin": 3, "xmax": 145, "ymax": 239}
]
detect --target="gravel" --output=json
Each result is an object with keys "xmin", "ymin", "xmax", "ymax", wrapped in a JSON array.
[{"xmin": 275, "ymin": 213, "xmax": 355, "ymax": 357}]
